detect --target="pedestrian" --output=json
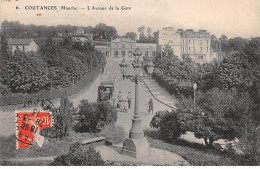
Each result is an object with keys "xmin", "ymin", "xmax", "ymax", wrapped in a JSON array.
[
  {"xmin": 101, "ymin": 67, "xmax": 104, "ymax": 74},
  {"xmin": 148, "ymin": 98, "xmax": 154, "ymax": 114},
  {"xmin": 117, "ymin": 91, "xmax": 122, "ymax": 109},
  {"xmin": 127, "ymin": 92, "xmax": 131, "ymax": 109},
  {"xmin": 122, "ymin": 94, "xmax": 127, "ymax": 112}
]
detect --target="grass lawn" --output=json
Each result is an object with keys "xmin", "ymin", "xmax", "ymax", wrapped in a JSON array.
[
  {"xmin": 145, "ymin": 129, "xmax": 239, "ymax": 166},
  {"xmin": 0, "ymin": 124, "xmax": 125, "ymax": 166}
]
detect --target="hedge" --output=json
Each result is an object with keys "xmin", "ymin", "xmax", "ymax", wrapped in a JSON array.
[
  {"xmin": 0, "ymin": 59, "xmax": 106, "ymax": 106},
  {"xmin": 152, "ymin": 68, "xmax": 193, "ymax": 98}
]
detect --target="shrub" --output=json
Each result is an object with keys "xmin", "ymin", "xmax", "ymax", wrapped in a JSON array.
[
  {"xmin": 74, "ymin": 100, "xmax": 117, "ymax": 133},
  {"xmin": 50, "ymin": 142, "xmax": 105, "ymax": 166},
  {"xmin": 150, "ymin": 110, "xmax": 169, "ymax": 129},
  {"xmin": 159, "ymin": 112, "xmax": 184, "ymax": 142},
  {"xmin": 152, "ymin": 70, "xmax": 193, "ymax": 98}
]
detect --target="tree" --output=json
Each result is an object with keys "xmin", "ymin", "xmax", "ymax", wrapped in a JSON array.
[
  {"xmin": 60, "ymin": 92, "xmax": 73, "ymax": 135},
  {"xmin": 93, "ymin": 23, "xmax": 118, "ymax": 40},
  {"xmin": 74, "ymin": 100, "xmax": 117, "ymax": 133},
  {"xmin": 121, "ymin": 32, "xmax": 137, "ymax": 41},
  {"xmin": 147, "ymin": 27, "xmax": 152, "ymax": 37},
  {"xmin": 177, "ymin": 88, "xmax": 253, "ymax": 147},
  {"xmin": 137, "ymin": 26, "xmax": 145, "ymax": 38}
]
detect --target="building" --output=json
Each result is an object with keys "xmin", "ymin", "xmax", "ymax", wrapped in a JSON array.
[
  {"xmin": 7, "ymin": 38, "xmax": 39, "ymax": 53},
  {"xmin": 136, "ymin": 43, "xmax": 157, "ymax": 59},
  {"xmin": 72, "ymin": 27, "xmax": 93, "ymax": 45},
  {"xmin": 179, "ymin": 29, "xmax": 211, "ymax": 64},
  {"xmin": 156, "ymin": 27, "xmax": 213, "ymax": 64},
  {"xmin": 156, "ymin": 27, "xmax": 182, "ymax": 59},
  {"xmin": 95, "ymin": 45, "xmax": 110, "ymax": 57},
  {"xmin": 110, "ymin": 38, "xmax": 136, "ymax": 58}
]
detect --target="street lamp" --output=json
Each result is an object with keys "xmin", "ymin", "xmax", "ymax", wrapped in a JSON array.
[
  {"xmin": 193, "ymin": 83, "xmax": 197, "ymax": 106},
  {"xmin": 119, "ymin": 59, "xmax": 128, "ymax": 80},
  {"xmin": 146, "ymin": 60, "xmax": 154, "ymax": 76},
  {"xmin": 119, "ymin": 48, "xmax": 153, "ymax": 158}
]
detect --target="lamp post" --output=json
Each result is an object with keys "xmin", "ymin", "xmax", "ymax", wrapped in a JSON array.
[
  {"xmin": 193, "ymin": 83, "xmax": 197, "ymax": 107},
  {"xmin": 119, "ymin": 48, "xmax": 154, "ymax": 158}
]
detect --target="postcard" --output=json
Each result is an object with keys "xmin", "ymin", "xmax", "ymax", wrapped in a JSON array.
[{"xmin": 0, "ymin": 0, "xmax": 259, "ymax": 166}]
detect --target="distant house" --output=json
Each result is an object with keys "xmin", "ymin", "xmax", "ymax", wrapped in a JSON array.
[
  {"xmin": 72, "ymin": 27, "xmax": 93, "ymax": 45},
  {"xmin": 7, "ymin": 38, "xmax": 39, "ymax": 53}
]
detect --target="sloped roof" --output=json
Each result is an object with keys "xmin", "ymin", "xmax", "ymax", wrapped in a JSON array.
[
  {"xmin": 111, "ymin": 38, "xmax": 135, "ymax": 43},
  {"xmin": 7, "ymin": 38, "xmax": 35, "ymax": 45},
  {"xmin": 72, "ymin": 33, "xmax": 93, "ymax": 41}
]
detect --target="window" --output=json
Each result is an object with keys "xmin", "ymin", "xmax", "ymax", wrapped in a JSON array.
[
  {"xmin": 182, "ymin": 40, "xmax": 184, "ymax": 44},
  {"xmin": 182, "ymin": 47, "xmax": 185, "ymax": 52},
  {"xmin": 189, "ymin": 40, "xmax": 191, "ymax": 43},
  {"xmin": 122, "ymin": 51, "xmax": 125, "ymax": 57},
  {"xmin": 200, "ymin": 40, "xmax": 202, "ymax": 45},
  {"xmin": 200, "ymin": 47, "xmax": 202, "ymax": 52},
  {"xmin": 22, "ymin": 46, "xmax": 25, "ymax": 51},
  {"xmin": 128, "ymin": 51, "xmax": 132, "ymax": 57},
  {"xmin": 193, "ymin": 40, "xmax": 194, "ymax": 45},
  {"xmin": 152, "ymin": 51, "xmax": 156, "ymax": 56},
  {"xmin": 114, "ymin": 51, "xmax": 118, "ymax": 57},
  {"xmin": 122, "ymin": 44, "xmax": 125, "ymax": 48},
  {"xmin": 198, "ymin": 55, "xmax": 204, "ymax": 60},
  {"xmin": 145, "ymin": 51, "xmax": 149, "ymax": 56},
  {"xmin": 207, "ymin": 47, "xmax": 208, "ymax": 52},
  {"xmin": 189, "ymin": 47, "xmax": 190, "ymax": 51},
  {"xmin": 193, "ymin": 47, "xmax": 195, "ymax": 52}
]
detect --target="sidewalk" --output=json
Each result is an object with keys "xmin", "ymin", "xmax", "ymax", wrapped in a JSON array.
[{"xmin": 95, "ymin": 143, "xmax": 190, "ymax": 166}]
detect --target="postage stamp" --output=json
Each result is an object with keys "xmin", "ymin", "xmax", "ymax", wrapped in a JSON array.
[{"xmin": 16, "ymin": 110, "xmax": 53, "ymax": 149}]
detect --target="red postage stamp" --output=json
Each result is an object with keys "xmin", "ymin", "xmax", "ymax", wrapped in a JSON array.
[{"xmin": 16, "ymin": 110, "xmax": 53, "ymax": 149}]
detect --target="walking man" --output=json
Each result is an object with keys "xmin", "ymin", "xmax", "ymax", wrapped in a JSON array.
[
  {"xmin": 127, "ymin": 92, "xmax": 131, "ymax": 109},
  {"xmin": 148, "ymin": 98, "xmax": 154, "ymax": 115}
]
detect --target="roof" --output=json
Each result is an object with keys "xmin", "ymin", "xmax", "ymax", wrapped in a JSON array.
[
  {"xmin": 72, "ymin": 33, "xmax": 93, "ymax": 41},
  {"xmin": 182, "ymin": 30, "xmax": 210, "ymax": 38},
  {"xmin": 101, "ymin": 81, "xmax": 114, "ymax": 87},
  {"xmin": 136, "ymin": 43, "xmax": 156, "ymax": 48},
  {"xmin": 111, "ymin": 38, "xmax": 135, "ymax": 43},
  {"xmin": 7, "ymin": 38, "xmax": 35, "ymax": 45},
  {"xmin": 95, "ymin": 46, "xmax": 110, "ymax": 49}
]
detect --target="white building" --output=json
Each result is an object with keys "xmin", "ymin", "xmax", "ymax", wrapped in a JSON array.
[{"xmin": 156, "ymin": 27, "xmax": 214, "ymax": 64}]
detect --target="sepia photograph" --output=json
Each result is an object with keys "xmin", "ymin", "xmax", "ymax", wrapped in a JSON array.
[{"xmin": 0, "ymin": 0, "xmax": 259, "ymax": 166}]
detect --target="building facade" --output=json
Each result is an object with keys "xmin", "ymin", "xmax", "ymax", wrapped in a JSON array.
[
  {"xmin": 156, "ymin": 27, "xmax": 182, "ymax": 58},
  {"xmin": 157, "ymin": 27, "xmax": 214, "ymax": 64},
  {"xmin": 7, "ymin": 38, "xmax": 39, "ymax": 53},
  {"xmin": 95, "ymin": 45, "xmax": 110, "ymax": 57},
  {"xmin": 179, "ymin": 29, "xmax": 211, "ymax": 64},
  {"xmin": 136, "ymin": 43, "xmax": 157, "ymax": 59},
  {"xmin": 110, "ymin": 38, "xmax": 136, "ymax": 58}
]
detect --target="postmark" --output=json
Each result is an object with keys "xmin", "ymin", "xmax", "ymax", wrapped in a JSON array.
[{"xmin": 16, "ymin": 110, "xmax": 53, "ymax": 149}]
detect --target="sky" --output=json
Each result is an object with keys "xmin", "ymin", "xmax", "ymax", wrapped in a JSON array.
[{"xmin": 0, "ymin": 0, "xmax": 260, "ymax": 38}]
